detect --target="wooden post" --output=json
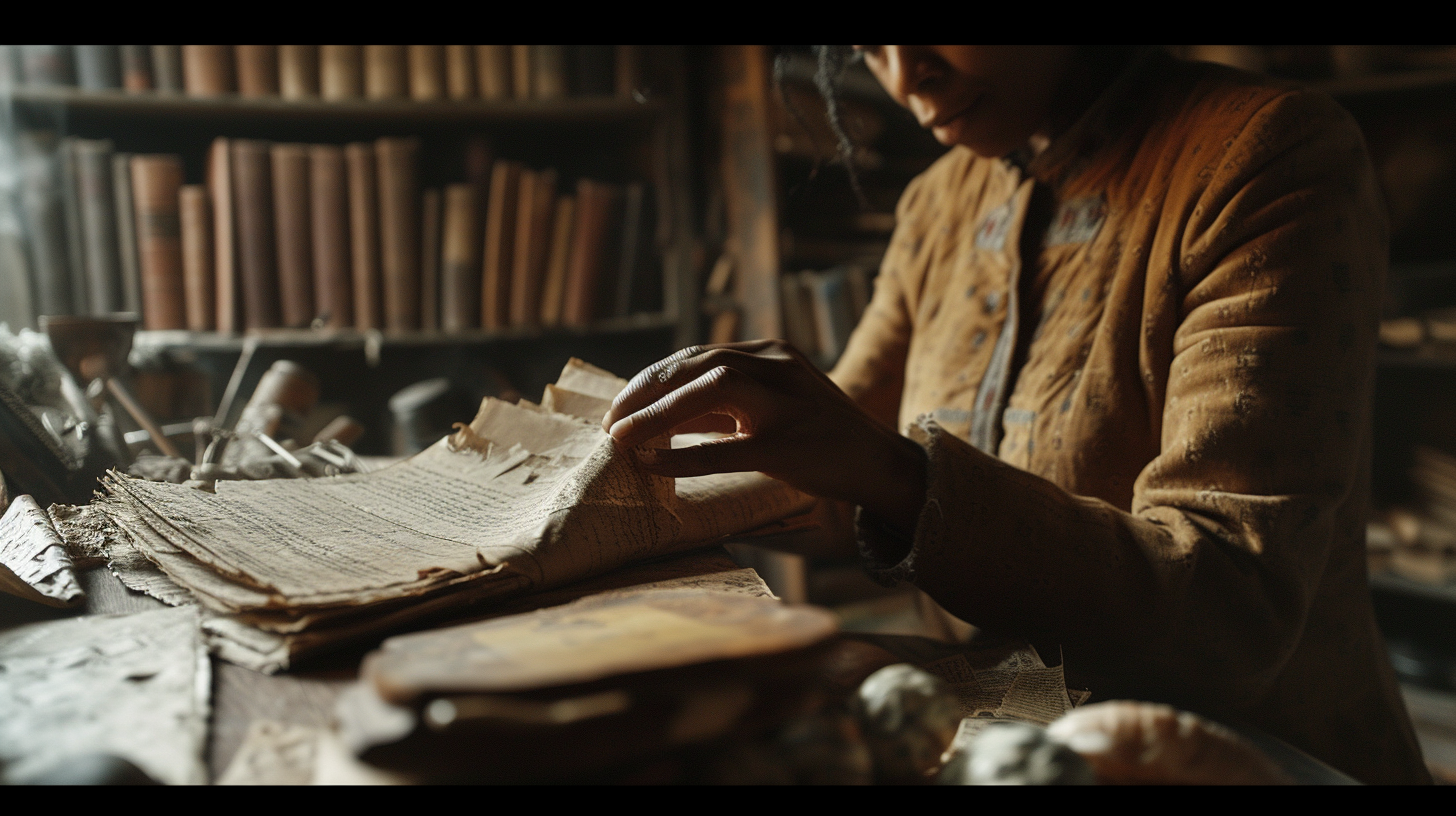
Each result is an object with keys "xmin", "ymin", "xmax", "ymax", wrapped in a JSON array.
[{"xmin": 718, "ymin": 45, "xmax": 782, "ymax": 342}]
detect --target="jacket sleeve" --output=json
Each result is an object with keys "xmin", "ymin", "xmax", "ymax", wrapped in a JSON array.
[{"xmin": 863, "ymin": 89, "xmax": 1387, "ymax": 711}]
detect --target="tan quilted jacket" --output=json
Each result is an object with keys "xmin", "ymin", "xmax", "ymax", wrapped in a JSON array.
[{"xmin": 831, "ymin": 51, "xmax": 1429, "ymax": 784}]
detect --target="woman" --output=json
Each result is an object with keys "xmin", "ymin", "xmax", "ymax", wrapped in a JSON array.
[{"xmin": 604, "ymin": 46, "xmax": 1428, "ymax": 784}]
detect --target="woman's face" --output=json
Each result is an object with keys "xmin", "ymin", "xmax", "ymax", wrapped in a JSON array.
[{"xmin": 857, "ymin": 46, "xmax": 1075, "ymax": 158}]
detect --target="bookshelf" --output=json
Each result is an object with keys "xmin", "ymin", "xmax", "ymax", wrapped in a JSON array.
[
  {"xmin": 707, "ymin": 46, "xmax": 946, "ymax": 368},
  {"xmin": 0, "ymin": 45, "xmax": 703, "ymax": 454}
]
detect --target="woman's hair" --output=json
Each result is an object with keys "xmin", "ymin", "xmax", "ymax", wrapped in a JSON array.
[{"xmin": 773, "ymin": 45, "xmax": 866, "ymax": 205}]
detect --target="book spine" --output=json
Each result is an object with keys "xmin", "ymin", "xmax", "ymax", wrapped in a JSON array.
[
  {"xmin": 440, "ymin": 184, "xmax": 480, "ymax": 332},
  {"xmin": 59, "ymin": 139, "xmax": 90, "ymax": 315},
  {"xmin": 74, "ymin": 139, "xmax": 124, "ymax": 314},
  {"xmin": 615, "ymin": 45, "xmax": 639, "ymax": 99},
  {"xmin": 112, "ymin": 152, "xmax": 142, "ymax": 315},
  {"xmin": 420, "ymin": 188, "xmax": 441, "ymax": 332},
  {"xmin": 407, "ymin": 45, "xmax": 445, "ymax": 102},
  {"xmin": 183, "ymin": 45, "xmax": 234, "ymax": 96},
  {"xmin": 279, "ymin": 45, "xmax": 319, "ymax": 100},
  {"xmin": 562, "ymin": 179, "xmax": 619, "ymax": 327},
  {"xmin": 376, "ymin": 137, "xmax": 420, "ymax": 331},
  {"xmin": 119, "ymin": 45, "xmax": 152, "ymax": 93},
  {"xmin": 19, "ymin": 46, "xmax": 74, "ymax": 87},
  {"xmin": 345, "ymin": 142, "xmax": 381, "ymax": 330},
  {"xmin": 230, "ymin": 140, "xmax": 280, "ymax": 330},
  {"xmin": 179, "ymin": 185, "xmax": 215, "ymax": 331},
  {"xmin": 445, "ymin": 45, "xmax": 475, "ymax": 100},
  {"xmin": 271, "ymin": 143, "xmax": 314, "ymax": 328},
  {"xmin": 309, "ymin": 144, "xmax": 351, "ymax": 329},
  {"xmin": 0, "ymin": 46, "xmax": 19, "ymax": 92},
  {"xmin": 320, "ymin": 45, "xmax": 362, "ymax": 100},
  {"xmin": 236, "ymin": 45, "xmax": 279, "ymax": 98},
  {"xmin": 531, "ymin": 45, "xmax": 567, "ymax": 101},
  {"xmin": 612, "ymin": 182, "xmax": 645, "ymax": 318},
  {"xmin": 16, "ymin": 131, "xmax": 74, "ymax": 316},
  {"xmin": 150, "ymin": 45, "xmax": 183, "ymax": 93},
  {"xmin": 0, "ymin": 189, "xmax": 36, "ymax": 329},
  {"xmin": 475, "ymin": 46, "xmax": 511, "ymax": 101},
  {"xmin": 540, "ymin": 193, "xmax": 575, "ymax": 326},
  {"xmin": 511, "ymin": 46, "xmax": 532, "ymax": 99},
  {"xmin": 572, "ymin": 45, "xmax": 615, "ymax": 97},
  {"xmin": 364, "ymin": 45, "xmax": 407, "ymax": 100},
  {"xmin": 510, "ymin": 168, "xmax": 556, "ymax": 327},
  {"xmin": 481, "ymin": 160, "xmax": 521, "ymax": 330},
  {"xmin": 207, "ymin": 138, "xmax": 238, "ymax": 333},
  {"xmin": 130, "ymin": 155, "xmax": 187, "ymax": 330},
  {"xmin": 74, "ymin": 45, "xmax": 121, "ymax": 91}
]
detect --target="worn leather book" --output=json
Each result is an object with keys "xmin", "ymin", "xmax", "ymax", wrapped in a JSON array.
[
  {"xmin": 530, "ymin": 45, "xmax": 567, "ymax": 100},
  {"xmin": 230, "ymin": 140, "xmax": 280, "ymax": 330},
  {"xmin": 364, "ymin": 45, "xmax": 407, "ymax": 100},
  {"xmin": 572, "ymin": 45, "xmax": 614, "ymax": 97},
  {"xmin": 510, "ymin": 46, "xmax": 531, "ymax": 99},
  {"xmin": 112, "ymin": 152, "xmax": 143, "ymax": 315},
  {"xmin": 481, "ymin": 160, "xmax": 522, "ymax": 330},
  {"xmin": 562, "ymin": 179, "xmax": 622, "ymax": 327},
  {"xmin": 309, "ymin": 144, "xmax": 351, "ymax": 328},
  {"xmin": 119, "ymin": 46, "xmax": 152, "ymax": 93},
  {"xmin": 320, "ymin": 45, "xmax": 362, "ymax": 100},
  {"xmin": 183, "ymin": 45, "xmax": 234, "ymax": 96},
  {"xmin": 610, "ymin": 181, "xmax": 646, "ymax": 318},
  {"xmin": 235, "ymin": 45, "xmax": 279, "ymax": 98},
  {"xmin": 474, "ymin": 46, "xmax": 510, "ymax": 101},
  {"xmin": 150, "ymin": 46, "xmax": 182, "ymax": 93},
  {"xmin": 179, "ymin": 185, "xmax": 214, "ymax": 331},
  {"xmin": 510, "ymin": 168, "xmax": 556, "ymax": 327},
  {"xmin": 345, "ymin": 142, "xmax": 381, "ymax": 330},
  {"xmin": 271, "ymin": 143, "xmax": 314, "ymax": 328},
  {"xmin": 18, "ymin": 46, "xmax": 73, "ymax": 88},
  {"xmin": 616, "ymin": 45, "xmax": 640, "ymax": 99},
  {"xmin": 130, "ymin": 155, "xmax": 186, "ymax": 330},
  {"xmin": 59, "ymin": 140, "xmax": 90, "ymax": 315},
  {"xmin": 207, "ymin": 138, "xmax": 239, "ymax": 333},
  {"xmin": 73, "ymin": 139, "xmax": 123, "ymax": 314},
  {"xmin": 17, "ymin": 131, "xmax": 75, "ymax": 316},
  {"xmin": 407, "ymin": 45, "xmax": 445, "ymax": 102},
  {"xmin": 539, "ymin": 193, "xmax": 575, "ymax": 326},
  {"xmin": 419, "ymin": 188, "xmax": 442, "ymax": 331},
  {"xmin": 440, "ymin": 184, "xmax": 480, "ymax": 332},
  {"xmin": 376, "ymin": 138, "xmax": 420, "ymax": 331},
  {"xmin": 279, "ymin": 45, "xmax": 319, "ymax": 100},
  {"xmin": 445, "ymin": 45, "xmax": 475, "ymax": 100},
  {"xmin": 74, "ymin": 45, "xmax": 121, "ymax": 91}
]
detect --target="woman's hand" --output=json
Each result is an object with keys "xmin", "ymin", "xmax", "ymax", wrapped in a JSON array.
[{"xmin": 602, "ymin": 340, "xmax": 928, "ymax": 537}]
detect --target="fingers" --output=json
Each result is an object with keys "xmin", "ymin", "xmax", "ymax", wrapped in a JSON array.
[
  {"xmin": 637, "ymin": 435, "xmax": 762, "ymax": 477},
  {"xmin": 603, "ymin": 345, "xmax": 789, "ymax": 432},
  {"xmin": 669, "ymin": 414, "xmax": 739, "ymax": 435},
  {"xmin": 607, "ymin": 365, "xmax": 779, "ymax": 449}
]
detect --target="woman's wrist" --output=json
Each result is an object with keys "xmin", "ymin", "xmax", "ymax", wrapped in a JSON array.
[{"xmin": 853, "ymin": 429, "xmax": 929, "ymax": 542}]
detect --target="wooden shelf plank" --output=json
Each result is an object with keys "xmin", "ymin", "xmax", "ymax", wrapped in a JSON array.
[
  {"xmin": 5, "ymin": 86, "xmax": 661, "ymax": 127},
  {"xmin": 1371, "ymin": 571, "xmax": 1456, "ymax": 607},
  {"xmin": 1315, "ymin": 68, "xmax": 1456, "ymax": 105},
  {"xmin": 132, "ymin": 312, "xmax": 678, "ymax": 354}
]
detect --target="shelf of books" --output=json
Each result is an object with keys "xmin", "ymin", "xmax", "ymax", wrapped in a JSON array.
[{"xmin": 0, "ymin": 45, "xmax": 698, "ymax": 356}]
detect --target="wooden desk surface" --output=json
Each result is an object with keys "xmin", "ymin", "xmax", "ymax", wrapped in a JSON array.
[{"xmin": 63, "ymin": 546, "xmax": 774, "ymax": 782}]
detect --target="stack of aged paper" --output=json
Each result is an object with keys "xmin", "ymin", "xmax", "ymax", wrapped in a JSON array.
[
  {"xmin": 96, "ymin": 360, "xmax": 816, "ymax": 672},
  {"xmin": 0, "ymin": 606, "xmax": 209, "ymax": 784}
]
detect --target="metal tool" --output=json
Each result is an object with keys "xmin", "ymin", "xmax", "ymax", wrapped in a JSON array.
[{"xmin": 41, "ymin": 315, "xmax": 182, "ymax": 460}]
